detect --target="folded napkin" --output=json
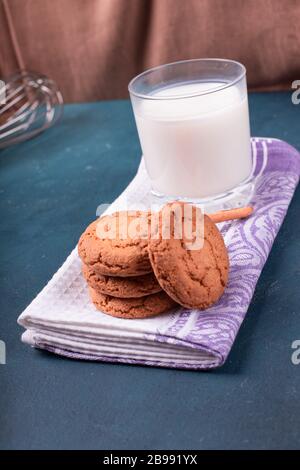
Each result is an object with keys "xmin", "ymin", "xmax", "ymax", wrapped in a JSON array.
[{"xmin": 18, "ymin": 138, "xmax": 300, "ymax": 369}]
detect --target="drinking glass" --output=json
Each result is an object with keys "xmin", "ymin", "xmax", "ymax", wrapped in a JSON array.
[{"xmin": 129, "ymin": 59, "xmax": 253, "ymax": 210}]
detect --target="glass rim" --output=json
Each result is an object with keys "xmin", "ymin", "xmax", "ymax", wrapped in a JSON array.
[{"xmin": 128, "ymin": 58, "xmax": 246, "ymax": 100}]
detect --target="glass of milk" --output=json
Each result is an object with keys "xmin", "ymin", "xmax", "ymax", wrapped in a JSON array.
[{"xmin": 129, "ymin": 59, "xmax": 253, "ymax": 209}]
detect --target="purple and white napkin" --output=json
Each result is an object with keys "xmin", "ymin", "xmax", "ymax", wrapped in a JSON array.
[{"xmin": 18, "ymin": 138, "xmax": 300, "ymax": 369}]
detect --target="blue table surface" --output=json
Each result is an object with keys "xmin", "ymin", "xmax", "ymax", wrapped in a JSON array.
[{"xmin": 0, "ymin": 92, "xmax": 299, "ymax": 450}]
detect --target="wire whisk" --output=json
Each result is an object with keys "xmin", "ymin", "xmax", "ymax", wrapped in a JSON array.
[{"xmin": 0, "ymin": 71, "xmax": 63, "ymax": 149}]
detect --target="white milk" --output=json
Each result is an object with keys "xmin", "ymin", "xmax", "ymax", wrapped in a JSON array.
[{"xmin": 134, "ymin": 82, "xmax": 252, "ymax": 198}]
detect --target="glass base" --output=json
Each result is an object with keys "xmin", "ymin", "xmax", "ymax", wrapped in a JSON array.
[{"xmin": 150, "ymin": 177, "xmax": 256, "ymax": 214}]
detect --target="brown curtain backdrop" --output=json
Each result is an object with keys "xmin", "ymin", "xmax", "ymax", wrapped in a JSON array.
[{"xmin": 1, "ymin": 0, "xmax": 299, "ymax": 103}]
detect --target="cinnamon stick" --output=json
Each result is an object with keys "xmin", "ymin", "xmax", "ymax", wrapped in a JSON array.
[{"xmin": 209, "ymin": 206, "xmax": 253, "ymax": 223}]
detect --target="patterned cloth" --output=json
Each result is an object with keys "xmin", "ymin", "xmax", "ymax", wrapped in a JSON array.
[{"xmin": 18, "ymin": 138, "xmax": 300, "ymax": 369}]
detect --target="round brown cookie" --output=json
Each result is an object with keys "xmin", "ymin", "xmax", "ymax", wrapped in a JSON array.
[
  {"xmin": 82, "ymin": 264, "xmax": 162, "ymax": 298},
  {"xmin": 78, "ymin": 211, "xmax": 153, "ymax": 277},
  {"xmin": 89, "ymin": 287, "xmax": 177, "ymax": 319},
  {"xmin": 148, "ymin": 202, "xmax": 229, "ymax": 310}
]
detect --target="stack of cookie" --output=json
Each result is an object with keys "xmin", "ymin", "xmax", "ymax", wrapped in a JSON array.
[
  {"xmin": 78, "ymin": 211, "xmax": 177, "ymax": 319},
  {"xmin": 78, "ymin": 203, "xmax": 232, "ymax": 319}
]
